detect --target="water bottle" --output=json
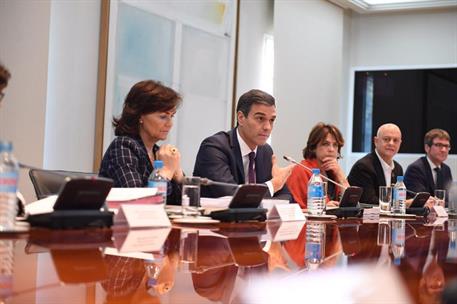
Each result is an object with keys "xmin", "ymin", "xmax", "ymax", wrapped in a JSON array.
[
  {"xmin": 391, "ymin": 219, "xmax": 405, "ymax": 265},
  {"xmin": 307, "ymin": 168, "xmax": 324, "ymax": 215},
  {"xmin": 392, "ymin": 176, "xmax": 406, "ymax": 214},
  {"xmin": 0, "ymin": 141, "xmax": 18, "ymax": 231},
  {"xmin": 148, "ymin": 160, "xmax": 168, "ymax": 204},
  {"xmin": 305, "ymin": 222, "xmax": 326, "ymax": 270}
]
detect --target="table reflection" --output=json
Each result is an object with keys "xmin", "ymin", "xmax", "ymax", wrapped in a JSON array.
[{"xmin": 1, "ymin": 217, "xmax": 457, "ymax": 303}]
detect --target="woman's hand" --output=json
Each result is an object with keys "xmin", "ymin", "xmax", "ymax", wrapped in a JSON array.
[
  {"xmin": 327, "ymin": 200, "xmax": 340, "ymax": 207},
  {"xmin": 321, "ymin": 157, "xmax": 349, "ymax": 187},
  {"xmin": 157, "ymin": 144, "xmax": 181, "ymax": 180}
]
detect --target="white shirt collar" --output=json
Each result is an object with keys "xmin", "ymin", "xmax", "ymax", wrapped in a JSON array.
[
  {"xmin": 375, "ymin": 149, "xmax": 395, "ymax": 186},
  {"xmin": 375, "ymin": 149, "xmax": 395, "ymax": 170},
  {"xmin": 426, "ymin": 155, "xmax": 440, "ymax": 170},
  {"xmin": 236, "ymin": 128, "xmax": 257, "ymax": 156}
]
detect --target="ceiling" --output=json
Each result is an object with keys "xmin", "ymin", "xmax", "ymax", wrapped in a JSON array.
[{"xmin": 329, "ymin": 0, "xmax": 457, "ymax": 13}]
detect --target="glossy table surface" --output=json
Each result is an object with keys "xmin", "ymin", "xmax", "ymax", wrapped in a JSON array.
[{"xmin": 1, "ymin": 215, "xmax": 457, "ymax": 304}]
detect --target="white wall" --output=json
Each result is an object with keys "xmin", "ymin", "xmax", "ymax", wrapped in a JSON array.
[
  {"xmin": 0, "ymin": 0, "xmax": 100, "ymax": 203},
  {"xmin": 344, "ymin": 8, "xmax": 457, "ymax": 174},
  {"xmin": 44, "ymin": 0, "xmax": 100, "ymax": 171},
  {"xmin": 0, "ymin": 0, "xmax": 51, "ymax": 203},
  {"xmin": 236, "ymin": 0, "xmax": 274, "ymax": 99},
  {"xmin": 273, "ymin": 0, "xmax": 344, "ymax": 163},
  {"xmin": 273, "ymin": 1, "xmax": 456, "ymax": 176}
]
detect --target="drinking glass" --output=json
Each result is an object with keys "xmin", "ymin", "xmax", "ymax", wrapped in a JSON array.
[
  {"xmin": 434, "ymin": 189, "xmax": 446, "ymax": 207},
  {"xmin": 379, "ymin": 186, "xmax": 392, "ymax": 214},
  {"xmin": 182, "ymin": 177, "xmax": 201, "ymax": 217}
]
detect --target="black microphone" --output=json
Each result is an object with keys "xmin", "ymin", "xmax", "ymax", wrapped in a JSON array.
[
  {"xmin": 283, "ymin": 155, "xmax": 347, "ymax": 190},
  {"xmin": 189, "ymin": 176, "xmax": 239, "ymax": 189},
  {"xmin": 19, "ymin": 162, "xmax": 42, "ymax": 170}
]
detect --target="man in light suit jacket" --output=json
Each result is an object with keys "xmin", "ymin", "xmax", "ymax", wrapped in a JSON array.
[
  {"xmin": 193, "ymin": 89, "xmax": 294, "ymax": 201},
  {"xmin": 404, "ymin": 129, "xmax": 453, "ymax": 204},
  {"xmin": 348, "ymin": 123, "xmax": 404, "ymax": 205}
]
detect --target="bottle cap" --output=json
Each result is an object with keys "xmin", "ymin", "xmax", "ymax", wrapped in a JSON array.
[
  {"xmin": 312, "ymin": 168, "xmax": 320, "ymax": 174},
  {"xmin": 396, "ymin": 176, "xmax": 404, "ymax": 182},
  {"xmin": 0, "ymin": 141, "xmax": 13, "ymax": 153},
  {"xmin": 153, "ymin": 160, "xmax": 164, "ymax": 169}
]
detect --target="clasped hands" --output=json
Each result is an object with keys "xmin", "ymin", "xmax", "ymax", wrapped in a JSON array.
[{"xmin": 156, "ymin": 144, "xmax": 184, "ymax": 182}]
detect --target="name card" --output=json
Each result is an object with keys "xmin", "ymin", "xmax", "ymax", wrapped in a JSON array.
[
  {"xmin": 269, "ymin": 204, "xmax": 306, "ymax": 222},
  {"xmin": 113, "ymin": 228, "xmax": 171, "ymax": 252},
  {"xmin": 114, "ymin": 204, "xmax": 171, "ymax": 228},
  {"xmin": 433, "ymin": 205, "xmax": 448, "ymax": 218}
]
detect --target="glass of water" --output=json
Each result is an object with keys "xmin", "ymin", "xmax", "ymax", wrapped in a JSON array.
[
  {"xmin": 379, "ymin": 186, "xmax": 392, "ymax": 214},
  {"xmin": 434, "ymin": 189, "xmax": 446, "ymax": 207},
  {"xmin": 182, "ymin": 177, "xmax": 201, "ymax": 217}
]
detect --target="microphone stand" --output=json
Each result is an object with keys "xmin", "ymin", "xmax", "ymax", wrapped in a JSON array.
[{"xmin": 283, "ymin": 155, "xmax": 347, "ymax": 190}]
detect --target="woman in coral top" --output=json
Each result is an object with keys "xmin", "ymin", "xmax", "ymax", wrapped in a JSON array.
[{"xmin": 287, "ymin": 123, "xmax": 349, "ymax": 209}]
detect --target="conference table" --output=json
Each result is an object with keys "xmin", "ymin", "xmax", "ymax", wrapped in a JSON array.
[{"xmin": 2, "ymin": 215, "xmax": 457, "ymax": 304}]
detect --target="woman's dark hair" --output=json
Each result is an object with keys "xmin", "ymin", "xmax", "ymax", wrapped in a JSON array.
[
  {"xmin": 113, "ymin": 80, "xmax": 182, "ymax": 136},
  {"xmin": 0, "ymin": 64, "xmax": 11, "ymax": 86},
  {"xmin": 303, "ymin": 122, "xmax": 344, "ymax": 159}
]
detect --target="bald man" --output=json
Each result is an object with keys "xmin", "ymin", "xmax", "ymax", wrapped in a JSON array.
[{"xmin": 348, "ymin": 123, "xmax": 404, "ymax": 205}]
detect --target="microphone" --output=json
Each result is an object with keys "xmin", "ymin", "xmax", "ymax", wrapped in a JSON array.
[
  {"xmin": 190, "ymin": 176, "xmax": 239, "ymax": 189},
  {"xmin": 283, "ymin": 155, "xmax": 347, "ymax": 190},
  {"xmin": 19, "ymin": 162, "xmax": 42, "ymax": 170}
]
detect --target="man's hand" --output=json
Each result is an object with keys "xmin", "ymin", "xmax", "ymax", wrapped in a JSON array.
[{"xmin": 271, "ymin": 155, "xmax": 295, "ymax": 193}]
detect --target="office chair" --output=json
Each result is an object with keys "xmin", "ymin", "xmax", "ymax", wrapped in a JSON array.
[{"xmin": 29, "ymin": 169, "xmax": 98, "ymax": 200}]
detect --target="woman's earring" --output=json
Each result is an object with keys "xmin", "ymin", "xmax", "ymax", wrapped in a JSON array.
[{"xmin": 139, "ymin": 120, "xmax": 143, "ymax": 124}]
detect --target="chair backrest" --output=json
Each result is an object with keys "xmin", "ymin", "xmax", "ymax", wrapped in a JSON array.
[{"xmin": 29, "ymin": 169, "xmax": 98, "ymax": 200}]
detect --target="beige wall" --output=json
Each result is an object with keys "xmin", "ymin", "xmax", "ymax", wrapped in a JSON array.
[
  {"xmin": 0, "ymin": 0, "xmax": 51, "ymax": 203},
  {"xmin": 273, "ymin": 0, "xmax": 344, "ymax": 163}
]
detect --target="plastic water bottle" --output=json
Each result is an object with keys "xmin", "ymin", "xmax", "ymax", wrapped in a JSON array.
[
  {"xmin": 0, "ymin": 141, "xmax": 18, "ymax": 231},
  {"xmin": 392, "ymin": 176, "xmax": 406, "ymax": 214},
  {"xmin": 307, "ymin": 168, "xmax": 324, "ymax": 215},
  {"xmin": 148, "ymin": 160, "xmax": 168, "ymax": 204},
  {"xmin": 305, "ymin": 222, "xmax": 326, "ymax": 270},
  {"xmin": 391, "ymin": 219, "xmax": 405, "ymax": 265}
]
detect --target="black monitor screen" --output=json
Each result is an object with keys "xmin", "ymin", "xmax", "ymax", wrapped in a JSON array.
[{"xmin": 352, "ymin": 68, "xmax": 457, "ymax": 153}]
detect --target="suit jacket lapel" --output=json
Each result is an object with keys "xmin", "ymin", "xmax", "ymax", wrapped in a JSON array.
[
  {"xmin": 421, "ymin": 156, "xmax": 435, "ymax": 191},
  {"xmin": 372, "ymin": 151, "xmax": 387, "ymax": 186},
  {"xmin": 229, "ymin": 128, "xmax": 246, "ymax": 184}
]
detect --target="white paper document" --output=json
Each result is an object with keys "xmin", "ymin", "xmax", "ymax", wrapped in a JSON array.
[
  {"xmin": 106, "ymin": 187, "xmax": 158, "ymax": 202},
  {"xmin": 25, "ymin": 195, "xmax": 57, "ymax": 215}
]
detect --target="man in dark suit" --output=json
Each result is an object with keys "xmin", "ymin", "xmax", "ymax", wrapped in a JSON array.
[
  {"xmin": 348, "ymin": 123, "xmax": 403, "ymax": 205},
  {"xmin": 404, "ymin": 129, "xmax": 453, "ymax": 204},
  {"xmin": 193, "ymin": 89, "xmax": 294, "ymax": 201}
]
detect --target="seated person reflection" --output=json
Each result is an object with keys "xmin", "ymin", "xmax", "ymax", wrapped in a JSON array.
[
  {"xmin": 99, "ymin": 80, "xmax": 183, "ymax": 204},
  {"xmin": 405, "ymin": 129, "xmax": 453, "ymax": 206},
  {"xmin": 193, "ymin": 89, "xmax": 294, "ymax": 201},
  {"xmin": 287, "ymin": 123, "xmax": 349, "ymax": 209}
]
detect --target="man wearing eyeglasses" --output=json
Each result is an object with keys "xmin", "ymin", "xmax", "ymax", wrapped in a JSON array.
[
  {"xmin": 404, "ymin": 129, "xmax": 453, "ymax": 204},
  {"xmin": 348, "ymin": 123, "xmax": 404, "ymax": 205}
]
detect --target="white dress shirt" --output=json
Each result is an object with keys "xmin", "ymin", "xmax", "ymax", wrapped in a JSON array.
[{"xmin": 375, "ymin": 149, "xmax": 396, "ymax": 186}]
